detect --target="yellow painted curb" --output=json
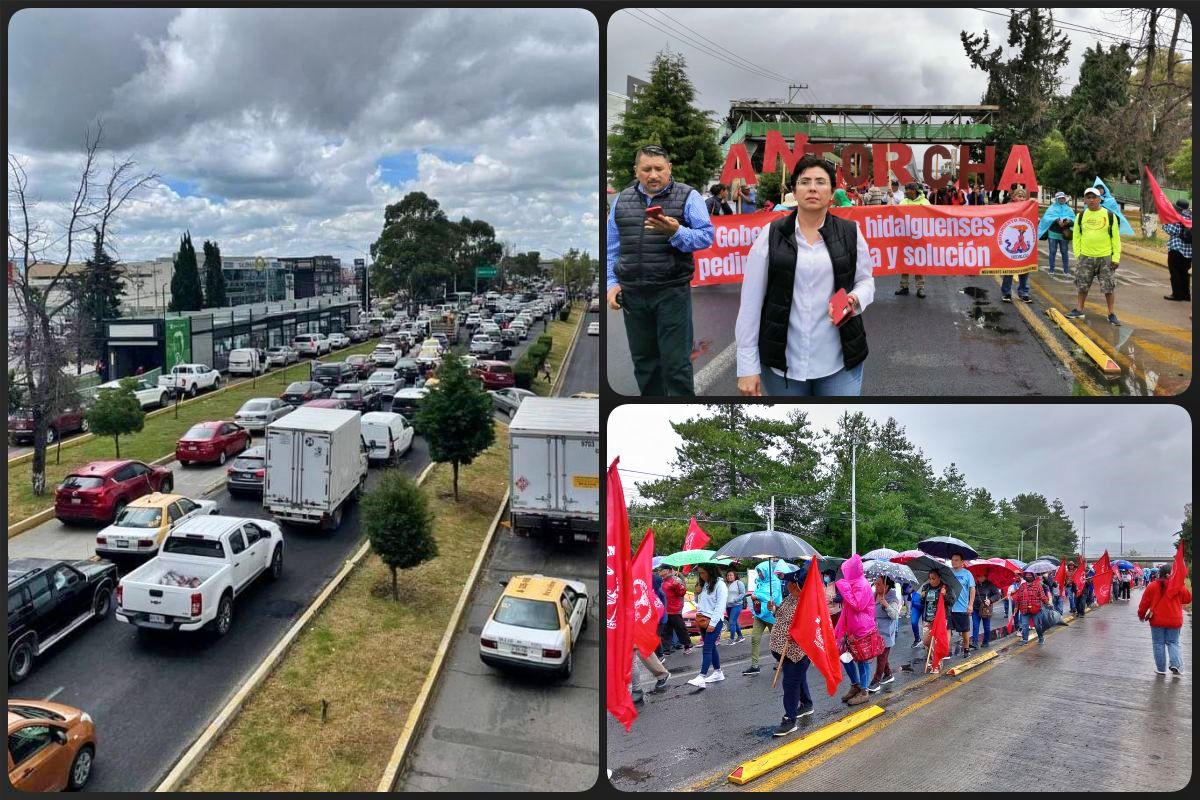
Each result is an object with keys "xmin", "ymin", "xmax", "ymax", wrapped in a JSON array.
[
  {"xmin": 1002, "ymin": 277, "xmax": 1105, "ymax": 395},
  {"xmin": 1046, "ymin": 308, "xmax": 1121, "ymax": 375},
  {"xmin": 154, "ymin": 460, "xmax": 438, "ymax": 792},
  {"xmin": 727, "ymin": 705, "xmax": 884, "ymax": 785},
  {"xmin": 946, "ymin": 649, "xmax": 998, "ymax": 676},
  {"xmin": 551, "ymin": 302, "xmax": 589, "ymax": 396}
]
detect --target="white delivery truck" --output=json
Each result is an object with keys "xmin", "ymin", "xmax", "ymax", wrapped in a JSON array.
[
  {"xmin": 263, "ymin": 408, "xmax": 368, "ymax": 531},
  {"xmin": 508, "ymin": 398, "xmax": 599, "ymax": 545}
]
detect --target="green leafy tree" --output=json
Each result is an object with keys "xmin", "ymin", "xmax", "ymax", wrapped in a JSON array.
[
  {"xmin": 607, "ymin": 50, "xmax": 723, "ymax": 191},
  {"xmin": 202, "ymin": 239, "xmax": 228, "ymax": 308},
  {"xmin": 1034, "ymin": 129, "xmax": 1075, "ymax": 196},
  {"xmin": 361, "ymin": 471, "xmax": 438, "ymax": 601},
  {"xmin": 756, "ymin": 170, "xmax": 784, "ymax": 209},
  {"xmin": 86, "ymin": 377, "xmax": 145, "ymax": 458},
  {"xmin": 451, "ymin": 217, "xmax": 504, "ymax": 291},
  {"xmin": 1168, "ymin": 138, "xmax": 1191, "ymax": 186},
  {"xmin": 371, "ymin": 193, "xmax": 458, "ymax": 307},
  {"xmin": 66, "ymin": 231, "xmax": 125, "ymax": 371},
  {"xmin": 415, "ymin": 353, "xmax": 495, "ymax": 501},
  {"xmin": 1062, "ymin": 43, "xmax": 1135, "ymax": 187},
  {"xmin": 169, "ymin": 231, "xmax": 203, "ymax": 311}
]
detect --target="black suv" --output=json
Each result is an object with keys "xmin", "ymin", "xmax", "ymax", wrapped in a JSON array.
[
  {"xmin": 8, "ymin": 558, "xmax": 118, "ymax": 683},
  {"xmin": 393, "ymin": 358, "xmax": 421, "ymax": 385},
  {"xmin": 312, "ymin": 362, "xmax": 357, "ymax": 388}
]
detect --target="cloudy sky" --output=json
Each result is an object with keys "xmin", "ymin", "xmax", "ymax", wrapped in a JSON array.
[
  {"xmin": 9, "ymin": 8, "xmax": 598, "ymax": 266},
  {"xmin": 608, "ymin": 404, "xmax": 1191, "ymax": 558},
  {"xmin": 608, "ymin": 8, "xmax": 1180, "ymax": 114}
]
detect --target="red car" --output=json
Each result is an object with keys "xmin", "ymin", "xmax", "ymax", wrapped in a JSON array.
[
  {"xmin": 682, "ymin": 597, "xmax": 754, "ymax": 637},
  {"xmin": 9, "ymin": 407, "xmax": 88, "ymax": 445},
  {"xmin": 473, "ymin": 361, "xmax": 515, "ymax": 390},
  {"xmin": 302, "ymin": 398, "xmax": 348, "ymax": 409},
  {"xmin": 175, "ymin": 421, "xmax": 251, "ymax": 466},
  {"xmin": 54, "ymin": 460, "xmax": 174, "ymax": 524}
]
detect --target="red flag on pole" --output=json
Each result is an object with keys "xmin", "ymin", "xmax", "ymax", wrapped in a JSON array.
[
  {"xmin": 929, "ymin": 588, "xmax": 950, "ymax": 672},
  {"xmin": 630, "ymin": 529, "xmax": 664, "ymax": 659},
  {"xmin": 606, "ymin": 458, "xmax": 637, "ymax": 730},
  {"xmin": 1144, "ymin": 166, "xmax": 1190, "ymax": 228},
  {"xmin": 1166, "ymin": 541, "xmax": 1188, "ymax": 601},
  {"xmin": 681, "ymin": 517, "xmax": 711, "ymax": 575},
  {"xmin": 790, "ymin": 556, "xmax": 842, "ymax": 696},
  {"xmin": 1073, "ymin": 554, "xmax": 1087, "ymax": 593},
  {"xmin": 1093, "ymin": 550, "xmax": 1113, "ymax": 605},
  {"xmin": 1054, "ymin": 560, "xmax": 1068, "ymax": 596}
]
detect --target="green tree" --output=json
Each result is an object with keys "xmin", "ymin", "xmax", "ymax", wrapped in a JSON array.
[
  {"xmin": 73, "ymin": 231, "xmax": 125, "ymax": 368},
  {"xmin": 8, "ymin": 368, "xmax": 25, "ymax": 413},
  {"xmin": 606, "ymin": 50, "xmax": 723, "ymax": 191},
  {"xmin": 1168, "ymin": 138, "xmax": 1191, "ymax": 186},
  {"xmin": 1062, "ymin": 43, "xmax": 1134, "ymax": 187},
  {"xmin": 415, "ymin": 353, "xmax": 495, "ymax": 501},
  {"xmin": 86, "ymin": 377, "xmax": 145, "ymax": 458},
  {"xmin": 169, "ymin": 231, "xmax": 203, "ymax": 311},
  {"xmin": 756, "ymin": 170, "xmax": 784, "ymax": 209},
  {"xmin": 361, "ymin": 471, "xmax": 438, "ymax": 601},
  {"xmin": 451, "ymin": 217, "xmax": 504, "ymax": 291},
  {"xmin": 1034, "ymin": 129, "xmax": 1075, "ymax": 196},
  {"xmin": 371, "ymin": 193, "xmax": 458, "ymax": 307},
  {"xmin": 202, "ymin": 239, "xmax": 228, "ymax": 308}
]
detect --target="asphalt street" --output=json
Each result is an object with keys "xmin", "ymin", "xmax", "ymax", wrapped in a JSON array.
[
  {"xmin": 9, "ymin": 439, "xmax": 431, "ymax": 792},
  {"xmin": 559, "ymin": 307, "xmax": 600, "ymax": 397},
  {"xmin": 397, "ymin": 310, "xmax": 600, "ymax": 791}
]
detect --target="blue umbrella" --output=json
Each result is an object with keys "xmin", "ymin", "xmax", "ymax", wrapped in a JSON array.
[
  {"xmin": 1114, "ymin": 560, "xmax": 1135, "ymax": 571},
  {"xmin": 1009, "ymin": 559, "xmax": 1027, "ymax": 569},
  {"xmin": 652, "ymin": 555, "xmax": 664, "ymax": 569}
]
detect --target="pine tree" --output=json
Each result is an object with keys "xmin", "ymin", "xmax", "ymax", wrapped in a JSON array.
[
  {"xmin": 80, "ymin": 231, "xmax": 124, "ymax": 358},
  {"xmin": 414, "ymin": 353, "xmax": 495, "ymax": 501},
  {"xmin": 169, "ymin": 231, "xmax": 203, "ymax": 311},
  {"xmin": 202, "ymin": 239, "xmax": 228, "ymax": 308}
]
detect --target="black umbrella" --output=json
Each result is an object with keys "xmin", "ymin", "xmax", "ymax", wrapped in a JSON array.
[
  {"xmin": 714, "ymin": 529, "xmax": 820, "ymax": 561},
  {"xmin": 1033, "ymin": 555, "xmax": 1060, "ymax": 565},
  {"xmin": 906, "ymin": 555, "xmax": 963, "ymax": 605},
  {"xmin": 815, "ymin": 555, "xmax": 847, "ymax": 577},
  {"xmin": 917, "ymin": 535, "xmax": 979, "ymax": 561}
]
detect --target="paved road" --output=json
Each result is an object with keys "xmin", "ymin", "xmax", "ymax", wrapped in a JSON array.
[
  {"xmin": 605, "ymin": 248, "xmax": 1189, "ymax": 396},
  {"xmin": 9, "ymin": 441, "xmax": 431, "ymax": 792},
  {"xmin": 559, "ymin": 308, "xmax": 600, "ymax": 397}
]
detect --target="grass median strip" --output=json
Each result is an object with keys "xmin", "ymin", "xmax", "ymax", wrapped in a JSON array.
[
  {"xmin": 180, "ymin": 427, "xmax": 509, "ymax": 793},
  {"xmin": 7, "ymin": 343, "xmax": 381, "ymax": 526},
  {"xmin": 533, "ymin": 301, "xmax": 585, "ymax": 397}
]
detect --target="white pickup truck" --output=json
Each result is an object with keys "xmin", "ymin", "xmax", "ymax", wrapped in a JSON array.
[
  {"xmin": 158, "ymin": 363, "xmax": 222, "ymax": 398},
  {"xmin": 114, "ymin": 515, "xmax": 283, "ymax": 636}
]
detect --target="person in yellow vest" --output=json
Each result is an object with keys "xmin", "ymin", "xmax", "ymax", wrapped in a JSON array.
[
  {"xmin": 895, "ymin": 182, "xmax": 930, "ymax": 299},
  {"xmin": 1066, "ymin": 187, "xmax": 1122, "ymax": 325}
]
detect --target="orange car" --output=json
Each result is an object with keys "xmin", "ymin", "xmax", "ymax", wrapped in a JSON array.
[{"xmin": 7, "ymin": 699, "xmax": 97, "ymax": 791}]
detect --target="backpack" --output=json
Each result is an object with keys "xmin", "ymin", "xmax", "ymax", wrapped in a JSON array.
[
  {"xmin": 1076, "ymin": 209, "xmax": 1116, "ymax": 244},
  {"xmin": 1181, "ymin": 222, "xmax": 1193, "ymax": 245}
]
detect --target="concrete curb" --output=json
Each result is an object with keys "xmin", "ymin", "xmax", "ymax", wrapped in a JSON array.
[
  {"xmin": 726, "ymin": 705, "xmax": 884, "ymax": 785},
  {"xmin": 1045, "ymin": 307, "xmax": 1121, "ymax": 375},
  {"xmin": 945, "ymin": 648, "xmax": 998, "ymax": 675},
  {"xmin": 1122, "ymin": 241, "xmax": 1169, "ymax": 269},
  {"xmin": 154, "ymin": 459, "xmax": 437, "ymax": 792},
  {"xmin": 551, "ymin": 302, "xmax": 589, "ymax": 396},
  {"xmin": 375, "ymin": 486, "xmax": 511, "ymax": 792},
  {"xmin": 999, "ymin": 276, "xmax": 1106, "ymax": 395}
]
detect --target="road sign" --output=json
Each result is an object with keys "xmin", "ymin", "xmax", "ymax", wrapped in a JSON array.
[
  {"xmin": 475, "ymin": 266, "xmax": 497, "ymax": 278},
  {"xmin": 164, "ymin": 317, "xmax": 191, "ymax": 370}
]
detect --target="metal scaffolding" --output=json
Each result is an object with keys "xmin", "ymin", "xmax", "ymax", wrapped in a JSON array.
[{"xmin": 722, "ymin": 103, "xmax": 999, "ymax": 147}]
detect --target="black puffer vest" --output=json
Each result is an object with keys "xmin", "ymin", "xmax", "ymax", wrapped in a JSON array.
[
  {"xmin": 759, "ymin": 211, "xmax": 868, "ymax": 372},
  {"xmin": 613, "ymin": 180, "xmax": 696, "ymax": 289}
]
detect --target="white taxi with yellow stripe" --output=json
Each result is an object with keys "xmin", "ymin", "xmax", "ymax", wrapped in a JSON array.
[
  {"xmin": 480, "ymin": 574, "xmax": 588, "ymax": 678},
  {"xmin": 95, "ymin": 493, "xmax": 220, "ymax": 559}
]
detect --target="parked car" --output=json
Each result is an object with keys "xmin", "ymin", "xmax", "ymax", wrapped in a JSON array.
[
  {"xmin": 7, "ymin": 558, "xmax": 119, "ymax": 684},
  {"xmin": 234, "ymin": 398, "xmax": 293, "ymax": 433},
  {"xmin": 331, "ymin": 383, "xmax": 382, "ymax": 412},
  {"xmin": 569, "ymin": 391, "xmax": 599, "ymax": 399},
  {"xmin": 509, "ymin": 322, "xmax": 529, "ymax": 341},
  {"xmin": 347, "ymin": 326, "xmax": 370, "ymax": 343},
  {"xmin": 364, "ymin": 369, "xmax": 405, "ymax": 399},
  {"xmin": 470, "ymin": 334, "xmax": 500, "ymax": 356},
  {"xmin": 474, "ymin": 361, "xmax": 515, "ymax": 390},
  {"xmin": 479, "ymin": 575, "xmax": 588, "ymax": 678},
  {"xmin": 9, "ymin": 406, "xmax": 88, "ymax": 445},
  {"xmin": 158, "ymin": 363, "xmax": 221, "ymax": 398},
  {"xmin": 97, "ymin": 378, "xmax": 169, "ymax": 409},
  {"xmin": 226, "ymin": 446, "xmax": 266, "ymax": 497},
  {"xmin": 175, "ymin": 421, "xmax": 251, "ymax": 466},
  {"xmin": 312, "ymin": 361, "xmax": 357, "ymax": 389},
  {"xmin": 371, "ymin": 343, "xmax": 399, "ymax": 367},
  {"xmin": 6, "ymin": 698, "xmax": 98, "ymax": 790},
  {"xmin": 415, "ymin": 339, "xmax": 443, "ymax": 366},
  {"xmin": 490, "ymin": 387, "xmax": 537, "ymax": 416},
  {"xmin": 95, "ymin": 493, "xmax": 220, "ymax": 560},
  {"xmin": 280, "ymin": 381, "xmax": 330, "ymax": 406},
  {"xmin": 393, "ymin": 358, "xmax": 421, "ymax": 386},
  {"xmin": 116, "ymin": 515, "xmax": 284, "ymax": 636},
  {"xmin": 302, "ymin": 398, "xmax": 348, "ymax": 409},
  {"xmin": 54, "ymin": 460, "xmax": 174, "ymax": 525},
  {"xmin": 389, "ymin": 388, "xmax": 429, "ymax": 429},
  {"xmin": 431, "ymin": 332, "xmax": 450, "ymax": 352},
  {"xmin": 227, "ymin": 348, "xmax": 266, "ymax": 377},
  {"xmin": 327, "ymin": 331, "xmax": 350, "ymax": 349},
  {"xmin": 292, "ymin": 333, "xmax": 330, "ymax": 357},
  {"xmin": 360, "ymin": 412, "xmax": 414, "ymax": 465},
  {"xmin": 589, "ymin": 297, "xmax": 600, "ymax": 312},
  {"xmin": 499, "ymin": 327, "xmax": 521, "ymax": 347},
  {"xmin": 266, "ymin": 346, "xmax": 299, "ymax": 367},
  {"xmin": 344, "ymin": 353, "xmax": 375, "ymax": 379},
  {"xmin": 587, "ymin": 322, "xmax": 599, "ymax": 336}
]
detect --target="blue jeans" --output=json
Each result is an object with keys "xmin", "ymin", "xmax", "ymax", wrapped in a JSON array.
[
  {"xmin": 1150, "ymin": 626, "xmax": 1183, "ymax": 672},
  {"xmin": 843, "ymin": 657, "xmax": 873, "ymax": 688},
  {"xmin": 1048, "ymin": 238, "xmax": 1070, "ymax": 273},
  {"xmin": 759, "ymin": 361, "xmax": 864, "ymax": 397},
  {"xmin": 781, "ymin": 656, "xmax": 812, "ymax": 718},
  {"xmin": 1053, "ymin": 595, "xmax": 1063, "ymax": 613},
  {"xmin": 1001, "ymin": 273, "xmax": 1030, "ymax": 298},
  {"xmin": 726, "ymin": 606, "xmax": 743, "ymax": 640},
  {"xmin": 909, "ymin": 611, "xmax": 921, "ymax": 642},
  {"xmin": 1020, "ymin": 610, "xmax": 1045, "ymax": 642},
  {"xmin": 971, "ymin": 612, "xmax": 992, "ymax": 645},
  {"xmin": 700, "ymin": 620, "xmax": 724, "ymax": 674}
]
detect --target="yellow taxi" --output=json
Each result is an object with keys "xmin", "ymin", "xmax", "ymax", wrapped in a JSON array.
[
  {"xmin": 480, "ymin": 574, "xmax": 588, "ymax": 678},
  {"xmin": 94, "ymin": 493, "xmax": 220, "ymax": 559}
]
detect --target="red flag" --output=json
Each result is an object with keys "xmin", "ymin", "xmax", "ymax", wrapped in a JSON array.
[
  {"xmin": 1144, "ymin": 166, "xmax": 1190, "ymax": 228},
  {"xmin": 681, "ymin": 517, "xmax": 711, "ymax": 575},
  {"xmin": 1073, "ymin": 555, "xmax": 1087, "ymax": 593},
  {"xmin": 1093, "ymin": 550, "xmax": 1113, "ymax": 605},
  {"xmin": 1166, "ymin": 541, "xmax": 1188, "ymax": 601},
  {"xmin": 1054, "ymin": 560, "xmax": 1068, "ymax": 594},
  {"xmin": 929, "ymin": 588, "xmax": 950, "ymax": 671},
  {"xmin": 836, "ymin": 164, "xmax": 847, "ymax": 190},
  {"xmin": 790, "ymin": 556, "xmax": 842, "ymax": 696},
  {"xmin": 630, "ymin": 529, "xmax": 664, "ymax": 659},
  {"xmin": 606, "ymin": 458, "xmax": 637, "ymax": 730}
]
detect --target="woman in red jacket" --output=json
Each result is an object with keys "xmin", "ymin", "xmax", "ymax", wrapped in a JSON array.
[{"xmin": 1137, "ymin": 562, "xmax": 1192, "ymax": 676}]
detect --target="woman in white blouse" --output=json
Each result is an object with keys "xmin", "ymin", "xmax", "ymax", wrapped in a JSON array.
[{"xmin": 735, "ymin": 155, "xmax": 875, "ymax": 396}]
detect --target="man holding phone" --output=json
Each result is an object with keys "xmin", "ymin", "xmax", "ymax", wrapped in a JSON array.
[{"xmin": 606, "ymin": 144, "xmax": 713, "ymax": 395}]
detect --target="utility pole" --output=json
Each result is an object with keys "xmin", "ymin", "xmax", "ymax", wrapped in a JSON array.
[
  {"xmin": 1080, "ymin": 503, "xmax": 1089, "ymax": 559},
  {"xmin": 850, "ymin": 439, "xmax": 857, "ymax": 557},
  {"xmin": 769, "ymin": 496, "xmax": 776, "ymax": 532},
  {"xmin": 1119, "ymin": 523, "xmax": 1125, "ymax": 556},
  {"xmin": 1034, "ymin": 516, "xmax": 1043, "ymax": 560}
]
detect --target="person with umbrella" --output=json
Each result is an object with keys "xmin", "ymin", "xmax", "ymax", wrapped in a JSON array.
[
  {"xmin": 1013, "ymin": 570, "xmax": 1049, "ymax": 645},
  {"xmin": 1118, "ymin": 567, "xmax": 1132, "ymax": 601},
  {"xmin": 907, "ymin": 582, "xmax": 923, "ymax": 648},
  {"xmin": 917, "ymin": 570, "xmax": 953, "ymax": 652},
  {"xmin": 767, "ymin": 566, "xmax": 815, "ymax": 736},
  {"xmin": 867, "ymin": 575, "xmax": 901, "ymax": 692},
  {"xmin": 686, "ymin": 563, "xmax": 728, "ymax": 688},
  {"xmin": 657, "ymin": 565, "xmax": 693, "ymax": 655},
  {"xmin": 948, "ymin": 553, "xmax": 977, "ymax": 657},
  {"xmin": 970, "ymin": 573, "xmax": 1003, "ymax": 649},
  {"xmin": 833, "ymin": 554, "xmax": 877, "ymax": 706},
  {"xmin": 743, "ymin": 562, "xmax": 784, "ymax": 676}
]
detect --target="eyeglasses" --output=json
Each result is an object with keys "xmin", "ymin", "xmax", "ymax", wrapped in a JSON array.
[{"xmin": 796, "ymin": 178, "xmax": 830, "ymax": 187}]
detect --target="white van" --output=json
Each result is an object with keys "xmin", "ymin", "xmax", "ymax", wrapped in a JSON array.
[
  {"xmin": 360, "ymin": 412, "xmax": 414, "ymax": 465},
  {"xmin": 228, "ymin": 348, "xmax": 265, "ymax": 376}
]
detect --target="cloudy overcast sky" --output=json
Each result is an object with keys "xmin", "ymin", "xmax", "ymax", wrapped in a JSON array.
[
  {"xmin": 608, "ymin": 8, "xmax": 1176, "ymax": 115},
  {"xmin": 9, "ymin": 8, "xmax": 598, "ymax": 266},
  {"xmin": 609, "ymin": 404, "xmax": 1191, "ymax": 558}
]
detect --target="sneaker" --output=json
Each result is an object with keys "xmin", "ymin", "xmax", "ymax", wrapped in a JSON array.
[
  {"xmin": 773, "ymin": 717, "xmax": 798, "ymax": 737},
  {"xmin": 683, "ymin": 646, "xmax": 694, "ymax": 654},
  {"xmin": 879, "ymin": 673, "xmax": 895, "ymax": 685},
  {"xmin": 1048, "ymin": 268, "xmax": 1057, "ymax": 274},
  {"xmin": 1001, "ymin": 295, "xmax": 1013, "ymax": 303},
  {"xmin": 632, "ymin": 689, "xmax": 645, "ymax": 704},
  {"xmin": 847, "ymin": 691, "xmax": 871, "ymax": 706},
  {"xmin": 1170, "ymin": 666, "xmax": 1183, "ymax": 676},
  {"xmin": 796, "ymin": 702, "xmax": 815, "ymax": 718},
  {"xmin": 866, "ymin": 680, "xmax": 881, "ymax": 693},
  {"xmin": 841, "ymin": 685, "xmax": 862, "ymax": 703},
  {"xmin": 1062, "ymin": 269, "xmax": 1072, "ymax": 275},
  {"xmin": 704, "ymin": 669, "xmax": 725, "ymax": 683},
  {"xmin": 1021, "ymin": 295, "xmax": 1033, "ymax": 303},
  {"xmin": 686, "ymin": 675, "xmax": 708, "ymax": 688},
  {"xmin": 1065, "ymin": 308, "xmax": 1085, "ymax": 319},
  {"xmin": 1107, "ymin": 313, "xmax": 1121, "ymax": 325},
  {"xmin": 1155, "ymin": 669, "xmax": 1168, "ymax": 675},
  {"xmin": 1037, "ymin": 638, "xmax": 1044, "ymax": 646},
  {"xmin": 916, "ymin": 289, "xmax": 926, "ymax": 299},
  {"xmin": 894, "ymin": 287, "xmax": 910, "ymax": 296},
  {"xmin": 653, "ymin": 672, "xmax": 671, "ymax": 691},
  {"xmin": 742, "ymin": 665, "xmax": 761, "ymax": 676},
  {"xmin": 912, "ymin": 640, "xmax": 922, "ymax": 649}
]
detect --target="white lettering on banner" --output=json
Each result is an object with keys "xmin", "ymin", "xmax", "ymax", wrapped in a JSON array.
[
  {"xmin": 696, "ymin": 252, "xmax": 751, "ymax": 282},
  {"xmin": 714, "ymin": 223, "xmax": 766, "ymax": 249},
  {"xmin": 863, "ymin": 214, "xmax": 996, "ymax": 241},
  {"xmin": 901, "ymin": 243, "xmax": 991, "ymax": 269}
]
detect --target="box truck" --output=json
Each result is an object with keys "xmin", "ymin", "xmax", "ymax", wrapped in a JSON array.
[{"xmin": 263, "ymin": 408, "xmax": 368, "ymax": 531}]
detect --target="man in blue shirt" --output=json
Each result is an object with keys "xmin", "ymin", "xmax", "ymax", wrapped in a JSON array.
[
  {"xmin": 949, "ymin": 553, "xmax": 977, "ymax": 657},
  {"xmin": 606, "ymin": 144, "xmax": 713, "ymax": 395},
  {"xmin": 1163, "ymin": 200, "xmax": 1192, "ymax": 302}
]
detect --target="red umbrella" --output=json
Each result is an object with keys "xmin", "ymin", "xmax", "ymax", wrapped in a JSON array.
[
  {"xmin": 967, "ymin": 559, "xmax": 1018, "ymax": 590},
  {"xmin": 891, "ymin": 549, "xmax": 942, "ymax": 565}
]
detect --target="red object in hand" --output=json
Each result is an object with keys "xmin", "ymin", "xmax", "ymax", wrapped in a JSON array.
[
  {"xmin": 829, "ymin": 288, "xmax": 854, "ymax": 327},
  {"xmin": 644, "ymin": 205, "xmax": 665, "ymax": 218}
]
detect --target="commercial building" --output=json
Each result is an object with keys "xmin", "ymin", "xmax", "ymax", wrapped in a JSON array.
[
  {"xmin": 219, "ymin": 256, "xmax": 289, "ymax": 306},
  {"xmin": 278, "ymin": 255, "xmax": 341, "ymax": 299}
]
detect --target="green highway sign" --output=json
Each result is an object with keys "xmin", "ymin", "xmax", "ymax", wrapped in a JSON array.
[{"xmin": 475, "ymin": 266, "xmax": 497, "ymax": 278}]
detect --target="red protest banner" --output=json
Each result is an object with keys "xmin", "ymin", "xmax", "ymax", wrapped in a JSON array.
[
  {"xmin": 690, "ymin": 201, "xmax": 1040, "ymax": 287},
  {"xmin": 630, "ymin": 529, "xmax": 664, "ymax": 659},
  {"xmin": 680, "ymin": 516, "xmax": 711, "ymax": 575},
  {"xmin": 1144, "ymin": 166, "xmax": 1190, "ymax": 229},
  {"xmin": 606, "ymin": 458, "xmax": 636, "ymax": 730},
  {"xmin": 1093, "ymin": 550, "xmax": 1113, "ymax": 606},
  {"xmin": 791, "ymin": 556, "xmax": 842, "ymax": 696}
]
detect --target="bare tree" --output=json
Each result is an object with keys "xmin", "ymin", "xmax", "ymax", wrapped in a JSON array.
[{"xmin": 7, "ymin": 124, "xmax": 158, "ymax": 495}]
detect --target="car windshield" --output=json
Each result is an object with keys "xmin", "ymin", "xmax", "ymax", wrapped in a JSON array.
[
  {"xmin": 493, "ymin": 596, "xmax": 561, "ymax": 631},
  {"xmin": 162, "ymin": 536, "xmax": 225, "ymax": 558},
  {"xmin": 268, "ymin": 348, "xmax": 286, "ymax": 354},
  {"xmin": 232, "ymin": 454, "xmax": 264, "ymax": 469},
  {"xmin": 242, "ymin": 400, "xmax": 270, "ymax": 411},
  {"xmin": 333, "ymin": 389, "xmax": 357, "ymax": 398},
  {"xmin": 314, "ymin": 365, "xmax": 341, "ymax": 376},
  {"xmin": 488, "ymin": 365, "xmax": 513, "ymax": 375},
  {"xmin": 369, "ymin": 372, "xmax": 393, "ymax": 381},
  {"xmin": 10, "ymin": 409, "xmax": 34, "ymax": 420},
  {"xmin": 183, "ymin": 425, "xmax": 217, "ymax": 440},
  {"xmin": 284, "ymin": 383, "xmax": 309, "ymax": 394},
  {"xmin": 61, "ymin": 475, "xmax": 104, "ymax": 490},
  {"xmin": 114, "ymin": 507, "xmax": 163, "ymax": 529}
]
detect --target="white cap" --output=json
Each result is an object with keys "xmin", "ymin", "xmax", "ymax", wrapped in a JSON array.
[
  {"xmin": 1083, "ymin": 187, "xmax": 1102, "ymax": 197},
  {"xmin": 1054, "ymin": 191, "xmax": 1067, "ymax": 199}
]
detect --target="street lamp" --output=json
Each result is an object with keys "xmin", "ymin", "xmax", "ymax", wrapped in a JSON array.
[{"xmin": 1079, "ymin": 503, "xmax": 1089, "ymax": 559}]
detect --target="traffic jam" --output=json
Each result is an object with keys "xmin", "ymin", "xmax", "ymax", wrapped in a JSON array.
[{"xmin": 7, "ymin": 282, "xmax": 599, "ymax": 791}]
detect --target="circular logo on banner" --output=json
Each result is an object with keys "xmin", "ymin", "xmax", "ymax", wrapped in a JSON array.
[
  {"xmin": 997, "ymin": 217, "xmax": 1036, "ymax": 260},
  {"xmin": 632, "ymin": 577, "xmax": 653, "ymax": 625}
]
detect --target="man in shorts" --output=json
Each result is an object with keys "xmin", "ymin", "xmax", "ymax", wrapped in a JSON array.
[
  {"xmin": 1066, "ymin": 186, "xmax": 1122, "ymax": 325},
  {"xmin": 949, "ymin": 553, "xmax": 977, "ymax": 657}
]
